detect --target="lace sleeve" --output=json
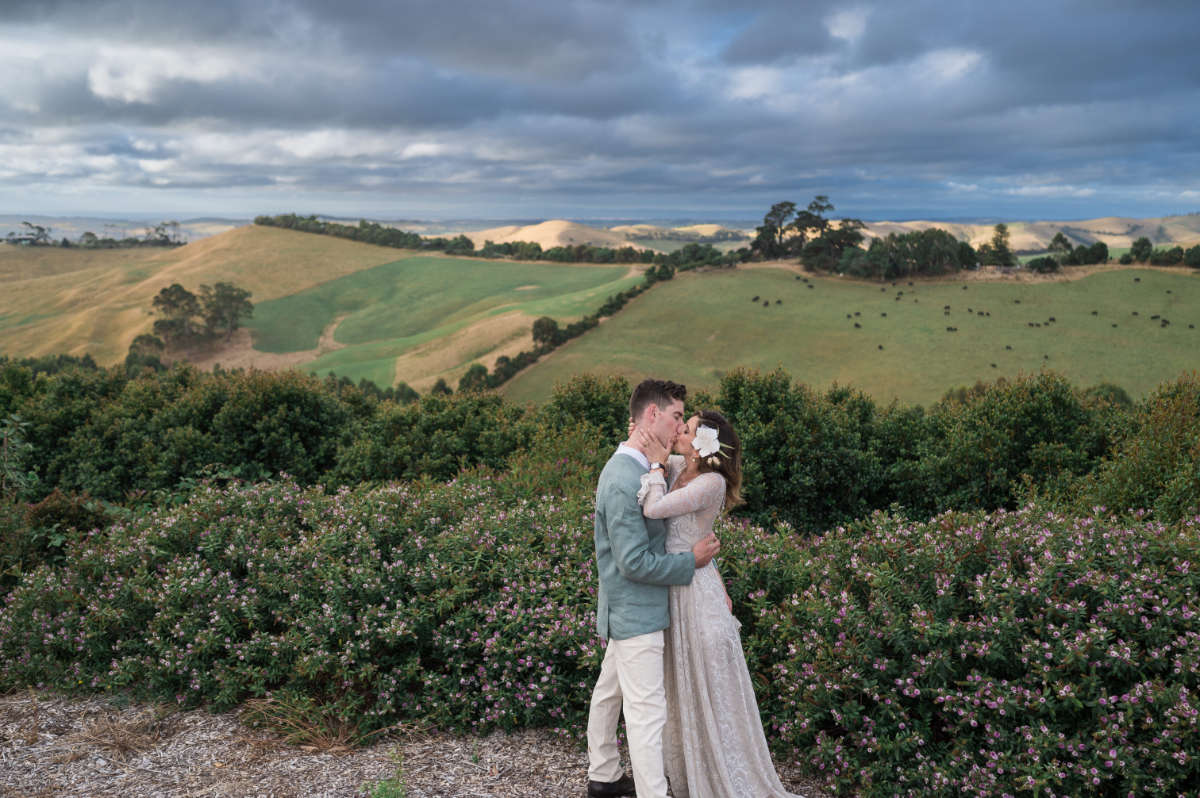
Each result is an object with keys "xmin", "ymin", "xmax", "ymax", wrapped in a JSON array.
[
  {"xmin": 666, "ymin": 454, "xmax": 685, "ymax": 483},
  {"xmin": 637, "ymin": 468, "xmax": 667, "ymax": 507},
  {"xmin": 642, "ymin": 472, "xmax": 725, "ymax": 520}
]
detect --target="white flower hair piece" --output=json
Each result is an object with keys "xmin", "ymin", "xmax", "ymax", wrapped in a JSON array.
[{"xmin": 692, "ymin": 424, "xmax": 722, "ymax": 458}]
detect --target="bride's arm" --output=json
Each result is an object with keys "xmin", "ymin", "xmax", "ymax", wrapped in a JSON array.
[{"xmin": 640, "ymin": 472, "xmax": 725, "ymax": 519}]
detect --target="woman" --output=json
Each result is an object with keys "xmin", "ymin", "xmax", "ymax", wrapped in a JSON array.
[{"xmin": 636, "ymin": 410, "xmax": 801, "ymax": 798}]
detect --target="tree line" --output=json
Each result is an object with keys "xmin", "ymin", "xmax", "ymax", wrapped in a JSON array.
[
  {"xmin": 2, "ymin": 360, "xmax": 1196, "ymax": 537},
  {"xmin": 254, "ymin": 213, "xmax": 738, "ymax": 268},
  {"xmin": 3, "ymin": 221, "xmax": 185, "ymax": 249}
]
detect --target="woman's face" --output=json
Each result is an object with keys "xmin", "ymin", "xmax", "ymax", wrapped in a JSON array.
[{"xmin": 674, "ymin": 415, "xmax": 700, "ymax": 456}]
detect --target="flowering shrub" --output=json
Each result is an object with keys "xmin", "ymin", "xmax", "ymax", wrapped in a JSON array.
[
  {"xmin": 745, "ymin": 506, "xmax": 1200, "ymax": 796},
  {"xmin": 2, "ymin": 472, "xmax": 1199, "ymax": 794},
  {"xmin": 0, "ymin": 474, "xmax": 601, "ymax": 736}
]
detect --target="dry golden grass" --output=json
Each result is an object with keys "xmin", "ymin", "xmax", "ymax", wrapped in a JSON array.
[
  {"xmin": 393, "ymin": 310, "xmax": 535, "ymax": 391},
  {"xmin": 0, "ymin": 227, "xmax": 406, "ymax": 365},
  {"xmin": 461, "ymin": 219, "xmax": 634, "ymax": 250}
]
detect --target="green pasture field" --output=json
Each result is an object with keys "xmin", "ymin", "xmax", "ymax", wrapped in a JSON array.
[
  {"xmin": 502, "ymin": 266, "xmax": 1200, "ymax": 406},
  {"xmin": 249, "ymin": 256, "xmax": 642, "ymax": 386}
]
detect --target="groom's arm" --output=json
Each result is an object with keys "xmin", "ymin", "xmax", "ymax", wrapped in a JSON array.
[{"xmin": 602, "ymin": 479, "xmax": 695, "ymax": 586}]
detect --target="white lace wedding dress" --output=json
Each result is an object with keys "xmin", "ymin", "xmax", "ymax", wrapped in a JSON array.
[{"xmin": 639, "ymin": 456, "xmax": 802, "ymax": 798}]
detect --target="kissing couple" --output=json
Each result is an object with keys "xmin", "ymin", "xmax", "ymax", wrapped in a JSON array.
[{"xmin": 586, "ymin": 379, "xmax": 802, "ymax": 798}]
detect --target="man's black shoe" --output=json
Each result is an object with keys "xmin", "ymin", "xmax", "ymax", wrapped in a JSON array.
[{"xmin": 587, "ymin": 773, "xmax": 636, "ymax": 797}]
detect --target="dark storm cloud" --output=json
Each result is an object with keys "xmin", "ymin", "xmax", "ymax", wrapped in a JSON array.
[{"xmin": 1, "ymin": 0, "xmax": 1198, "ymax": 217}]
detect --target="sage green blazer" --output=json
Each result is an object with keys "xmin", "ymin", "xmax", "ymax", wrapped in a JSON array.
[{"xmin": 594, "ymin": 451, "xmax": 695, "ymax": 640}]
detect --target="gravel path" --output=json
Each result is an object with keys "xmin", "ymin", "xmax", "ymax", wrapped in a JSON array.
[{"xmin": 0, "ymin": 691, "xmax": 832, "ymax": 797}]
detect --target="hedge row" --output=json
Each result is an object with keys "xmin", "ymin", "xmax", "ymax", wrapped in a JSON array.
[{"xmin": 3, "ymin": 358, "xmax": 1198, "ymax": 531}]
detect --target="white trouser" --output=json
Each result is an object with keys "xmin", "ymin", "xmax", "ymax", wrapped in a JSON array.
[{"xmin": 586, "ymin": 630, "xmax": 668, "ymax": 798}]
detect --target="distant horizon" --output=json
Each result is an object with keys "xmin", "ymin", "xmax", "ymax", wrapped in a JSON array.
[{"xmin": 5, "ymin": 209, "xmax": 1200, "ymax": 229}]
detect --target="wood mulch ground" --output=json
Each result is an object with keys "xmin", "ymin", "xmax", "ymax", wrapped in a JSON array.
[{"xmin": 0, "ymin": 691, "xmax": 832, "ymax": 797}]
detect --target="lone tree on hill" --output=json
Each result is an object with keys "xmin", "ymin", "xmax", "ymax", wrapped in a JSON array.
[
  {"xmin": 199, "ymin": 282, "xmax": 254, "ymax": 342},
  {"xmin": 151, "ymin": 283, "xmax": 203, "ymax": 345}
]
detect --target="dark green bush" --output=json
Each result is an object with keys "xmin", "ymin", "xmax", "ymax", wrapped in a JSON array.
[
  {"xmin": 1076, "ymin": 373, "xmax": 1200, "ymax": 521},
  {"xmin": 712, "ymin": 369, "xmax": 889, "ymax": 530},
  {"xmin": 330, "ymin": 392, "xmax": 534, "ymax": 485},
  {"xmin": 916, "ymin": 373, "xmax": 1113, "ymax": 514}
]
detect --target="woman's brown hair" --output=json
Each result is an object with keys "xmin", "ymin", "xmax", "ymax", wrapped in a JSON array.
[{"xmin": 694, "ymin": 409, "xmax": 742, "ymax": 509}]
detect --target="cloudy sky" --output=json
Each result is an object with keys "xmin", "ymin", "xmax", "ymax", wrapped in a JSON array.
[{"xmin": 2, "ymin": 0, "xmax": 1199, "ymax": 221}]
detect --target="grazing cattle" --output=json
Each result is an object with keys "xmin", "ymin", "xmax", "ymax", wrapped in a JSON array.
[
  {"xmin": 1014, "ymin": 299, "xmax": 1021, "ymax": 304},
  {"xmin": 854, "ymin": 322, "xmax": 861, "ymax": 328},
  {"xmin": 1167, "ymin": 290, "xmax": 1172, "ymax": 294},
  {"xmin": 776, "ymin": 299, "xmax": 782, "ymax": 304},
  {"xmin": 1132, "ymin": 311, "xmax": 1139, "ymax": 316},
  {"xmin": 1112, "ymin": 323, "xmax": 1118, "ymax": 327},
  {"xmin": 878, "ymin": 344, "xmax": 884, "ymax": 350},
  {"xmin": 854, "ymin": 311, "xmax": 861, "ymax": 316},
  {"xmin": 991, "ymin": 363, "xmax": 997, "ymax": 368},
  {"xmin": 1190, "ymin": 324, "xmax": 1195, "ymax": 329},
  {"xmin": 1091, "ymin": 310, "xmax": 1098, "ymax": 315},
  {"xmin": 1048, "ymin": 317, "xmax": 1056, "ymax": 322},
  {"xmin": 763, "ymin": 301, "xmax": 769, "ymax": 306},
  {"xmin": 946, "ymin": 326, "xmax": 957, "ymax": 332},
  {"xmin": 944, "ymin": 305, "xmax": 951, "ymax": 309},
  {"xmin": 752, "ymin": 296, "xmax": 759, "ymax": 301},
  {"xmin": 1005, "ymin": 345, "xmax": 1012, "ymax": 349},
  {"xmin": 1044, "ymin": 354, "xmax": 1049, "ymax": 359},
  {"xmin": 847, "ymin": 313, "xmax": 853, "ymax": 318},
  {"xmin": 1134, "ymin": 277, "xmax": 1141, "ymax": 282},
  {"xmin": 881, "ymin": 312, "xmax": 887, "ymax": 317},
  {"xmin": 968, "ymin": 308, "xmax": 973, "ymax": 312},
  {"xmin": 1151, "ymin": 314, "xmax": 1160, "ymax": 320},
  {"xmin": 963, "ymin": 285, "xmax": 968, "ymax": 290},
  {"xmin": 807, "ymin": 284, "xmax": 814, "ymax": 289}
]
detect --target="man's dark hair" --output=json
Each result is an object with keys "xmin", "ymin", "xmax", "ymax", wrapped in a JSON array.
[{"xmin": 629, "ymin": 378, "xmax": 687, "ymax": 422}]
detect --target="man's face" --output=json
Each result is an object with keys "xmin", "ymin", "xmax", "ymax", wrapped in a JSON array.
[{"xmin": 648, "ymin": 398, "xmax": 686, "ymax": 447}]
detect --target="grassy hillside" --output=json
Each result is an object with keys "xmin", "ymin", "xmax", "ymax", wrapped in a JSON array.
[
  {"xmin": 0, "ymin": 226, "xmax": 408, "ymax": 364},
  {"xmin": 502, "ymin": 265, "xmax": 1200, "ymax": 405},
  {"xmin": 248, "ymin": 256, "xmax": 642, "ymax": 388}
]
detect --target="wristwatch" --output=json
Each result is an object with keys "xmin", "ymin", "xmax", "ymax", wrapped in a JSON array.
[{"xmin": 649, "ymin": 462, "xmax": 665, "ymax": 472}]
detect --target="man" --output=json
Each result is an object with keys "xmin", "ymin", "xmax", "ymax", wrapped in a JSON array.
[{"xmin": 586, "ymin": 379, "xmax": 721, "ymax": 798}]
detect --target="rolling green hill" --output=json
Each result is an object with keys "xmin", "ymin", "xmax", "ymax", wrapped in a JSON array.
[
  {"xmin": 4, "ymin": 223, "xmax": 1199, "ymax": 405},
  {"xmin": 501, "ymin": 266, "xmax": 1200, "ymax": 405},
  {"xmin": 248, "ymin": 256, "xmax": 641, "ymax": 387}
]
